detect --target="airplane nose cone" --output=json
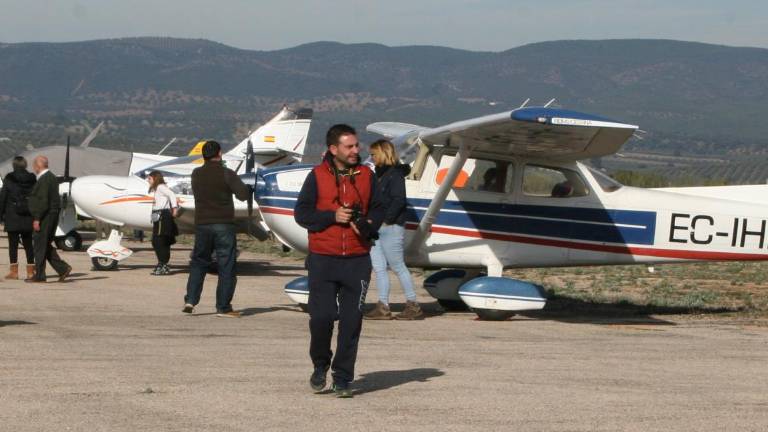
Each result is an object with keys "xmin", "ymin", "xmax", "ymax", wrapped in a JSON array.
[
  {"xmin": 70, "ymin": 175, "xmax": 149, "ymax": 226},
  {"xmin": 71, "ymin": 176, "xmax": 106, "ymax": 218}
]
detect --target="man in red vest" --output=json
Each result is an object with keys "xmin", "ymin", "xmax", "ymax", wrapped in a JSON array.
[{"xmin": 295, "ymin": 124, "xmax": 384, "ymax": 398}]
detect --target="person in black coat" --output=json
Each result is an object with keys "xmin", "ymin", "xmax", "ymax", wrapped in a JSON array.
[{"xmin": 0, "ymin": 157, "xmax": 36, "ymax": 280}]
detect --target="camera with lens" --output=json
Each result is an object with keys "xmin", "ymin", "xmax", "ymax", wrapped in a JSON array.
[{"xmin": 347, "ymin": 203, "xmax": 364, "ymax": 224}]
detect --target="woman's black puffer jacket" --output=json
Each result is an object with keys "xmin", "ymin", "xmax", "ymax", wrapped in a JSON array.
[
  {"xmin": 0, "ymin": 168, "xmax": 37, "ymax": 232},
  {"xmin": 375, "ymin": 163, "xmax": 411, "ymax": 226}
]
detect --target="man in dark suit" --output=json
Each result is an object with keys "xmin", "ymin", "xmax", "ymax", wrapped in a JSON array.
[{"xmin": 27, "ymin": 156, "xmax": 71, "ymax": 283}]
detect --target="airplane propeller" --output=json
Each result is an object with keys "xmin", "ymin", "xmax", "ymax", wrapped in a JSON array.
[
  {"xmin": 61, "ymin": 135, "xmax": 73, "ymax": 208},
  {"xmin": 245, "ymin": 138, "xmax": 255, "ymax": 236}
]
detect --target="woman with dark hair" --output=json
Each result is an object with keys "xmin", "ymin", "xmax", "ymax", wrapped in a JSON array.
[
  {"xmin": 0, "ymin": 156, "xmax": 36, "ymax": 280},
  {"xmin": 147, "ymin": 170, "xmax": 178, "ymax": 275},
  {"xmin": 364, "ymin": 140, "xmax": 424, "ymax": 320}
]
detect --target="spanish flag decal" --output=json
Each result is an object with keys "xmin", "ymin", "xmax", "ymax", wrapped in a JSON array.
[{"xmin": 264, "ymin": 136, "xmax": 275, "ymax": 143}]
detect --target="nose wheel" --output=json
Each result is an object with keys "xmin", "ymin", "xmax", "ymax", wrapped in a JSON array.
[{"xmin": 91, "ymin": 256, "xmax": 118, "ymax": 271}]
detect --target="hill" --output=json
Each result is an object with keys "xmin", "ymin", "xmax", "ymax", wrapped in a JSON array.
[{"xmin": 1, "ymin": 37, "xmax": 767, "ymax": 163}]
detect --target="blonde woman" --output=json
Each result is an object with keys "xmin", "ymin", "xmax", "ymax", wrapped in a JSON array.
[
  {"xmin": 147, "ymin": 171, "xmax": 178, "ymax": 275},
  {"xmin": 364, "ymin": 140, "xmax": 423, "ymax": 320}
]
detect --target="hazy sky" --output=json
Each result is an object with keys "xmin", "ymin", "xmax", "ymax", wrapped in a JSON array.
[{"xmin": 1, "ymin": 0, "xmax": 767, "ymax": 51}]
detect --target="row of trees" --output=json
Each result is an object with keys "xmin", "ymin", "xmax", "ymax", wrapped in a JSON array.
[{"xmin": 611, "ymin": 170, "xmax": 729, "ymax": 188}]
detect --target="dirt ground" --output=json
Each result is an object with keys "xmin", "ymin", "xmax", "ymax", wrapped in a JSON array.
[{"xmin": 1, "ymin": 235, "xmax": 767, "ymax": 431}]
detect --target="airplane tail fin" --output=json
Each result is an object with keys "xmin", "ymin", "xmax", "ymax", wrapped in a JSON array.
[
  {"xmin": 226, "ymin": 107, "xmax": 313, "ymax": 172},
  {"xmin": 188, "ymin": 141, "xmax": 206, "ymax": 156}
]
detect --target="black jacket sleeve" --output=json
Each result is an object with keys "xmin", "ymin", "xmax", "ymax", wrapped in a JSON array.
[
  {"xmin": 383, "ymin": 171, "xmax": 406, "ymax": 225},
  {"xmin": 294, "ymin": 171, "xmax": 336, "ymax": 232},
  {"xmin": 352, "ymin": 173, "xmax": 386, "ymax": 240},
  {"xmin": 0, "ymin": 181, "xmax": 7, "ymax": 223},
  {"xmin": 226, "ymin": 169, "xmax": 251, "ymax": 202},
  {"xmin": 367, "ymin": 174, "xmax": 385, "ymax": 231}
]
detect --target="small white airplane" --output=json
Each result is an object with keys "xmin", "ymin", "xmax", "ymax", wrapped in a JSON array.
[
  {"xmin": 0, "ymin": 122, "xmax": 196, "ymax": 251},
  {"xmin": 255, "ymin": 104, "xmax": 768, "ymax": 320},
  {"xmin": 71, "ymin": 106, "xmax": 312, "ymax": 270},
  {"xmin": 0, "ymin": 122, "xmax": 106, "ymax": 251}
]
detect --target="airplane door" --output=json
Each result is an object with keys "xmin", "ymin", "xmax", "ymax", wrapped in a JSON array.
[
  {"xmin": 516, "ymin": 163, "xmax": 604, "ymax": 266},
  {"xmin": 416, "ymin": 151, "xmax": 517, "ymax": 268}
]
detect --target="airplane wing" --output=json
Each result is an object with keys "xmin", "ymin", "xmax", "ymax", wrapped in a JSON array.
[
  {"xmin": 376, "ymin": 107, "xmax": 638, "ymax": 164},
  {"xmin": 374, "ymin": 106, "xmax": 639, "ymax": 255},
  {"xmin": 135, "ymin": 153, "xmax": 238, "ymax": 173}
]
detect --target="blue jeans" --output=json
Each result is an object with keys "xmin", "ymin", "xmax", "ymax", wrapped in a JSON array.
[
  {"xmin": 370, "ymin": 224, "xmax": 417, "ymax": 303},
  {"xmin": 184, "ymin": 223, "xmax": 237, "ymax": 313}
]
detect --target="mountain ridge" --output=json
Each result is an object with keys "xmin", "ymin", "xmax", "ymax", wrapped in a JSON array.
[{"xmin": 1, "ymin": 37, "xmax": 767, "ymax": 163}]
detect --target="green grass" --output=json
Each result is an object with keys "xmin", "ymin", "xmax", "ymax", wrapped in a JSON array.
[{"xmin": 508, "ymin": 261, "xmax": 768, "ymax": 318}]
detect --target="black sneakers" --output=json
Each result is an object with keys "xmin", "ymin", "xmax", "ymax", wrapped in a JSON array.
[
  {"xmin": 310, "ymin": 366, "xmax": 353, "ymax": 397},
  {"xmin": 152, "ymin": 264, "xmax": 170, "ymax": 276},
  {"xmin": 332, "ymin": 382, "xmax": 353, "ymax": 398},
  {"xmin": 310, "ymin": 365, "xmax": 330, "ymax": 392}
]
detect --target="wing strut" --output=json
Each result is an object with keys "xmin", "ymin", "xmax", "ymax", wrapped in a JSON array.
[{"xmin": 407, "ymin": 140, "xmax": 472, "ymax": 255}]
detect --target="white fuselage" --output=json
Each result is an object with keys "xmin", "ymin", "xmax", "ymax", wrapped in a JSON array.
[
  {"xmin": 71, "ymin": 171, "xmax": 253, "ymax": 232},
  {"xmin": 256, "ymin": 150, "xmax": 768, "ymax": 275}
]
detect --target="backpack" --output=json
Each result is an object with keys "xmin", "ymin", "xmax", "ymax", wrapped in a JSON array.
[
  {"xmin": 7, "ymin": 175, "xmax": 32, "ymax": 216},
  {"xmin": 13, "ymin": 193, "xmax": 31, "ymax": 216}
]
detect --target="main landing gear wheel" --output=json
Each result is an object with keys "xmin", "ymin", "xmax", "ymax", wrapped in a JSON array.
[
  {"xmin": 473, "ymin": 309, "xmax": 515, "ymax": 321},
  {"xmin": 56, "ymin": 231, "xmax": 83, "ymax": 251},
  {"xmin": 92, "ymin": 257, "xmax": 118, "ymax": 271}
]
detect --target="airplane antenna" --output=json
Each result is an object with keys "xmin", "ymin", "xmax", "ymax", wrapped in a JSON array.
[
  {"xmin": 518, "ymin": 98, "xmax": 530, "ymax": 109},
  {"xmin": 157, "ymin": 137, "xmax": 178, "ymax": 155},
  {"xmin": 544, "ymin": 98, "xmax": 556, "ymax": 107}
]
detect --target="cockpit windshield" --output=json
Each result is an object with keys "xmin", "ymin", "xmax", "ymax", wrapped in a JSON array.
[{"xmin": 588, "ymin": 167, "xmax": 623, "ymax": 192}]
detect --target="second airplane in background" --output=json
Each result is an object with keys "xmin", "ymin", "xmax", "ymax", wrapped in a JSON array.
[{"xmin": 71, "ymin": 106, "xmax": 312, "ymax": 270}]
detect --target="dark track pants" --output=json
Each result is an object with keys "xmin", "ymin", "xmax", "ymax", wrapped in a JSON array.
[
  {"xmin": 307, "ymin": 253, "xmax": 371, "ymax": 385},
  {"xmin": 32, "ymin": 213, "xmax": 69, "ymax": 281}
]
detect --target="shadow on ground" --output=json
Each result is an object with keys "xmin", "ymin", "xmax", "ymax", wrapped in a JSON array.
[
  {"xmin": 236, "ymin": 261, "xmax": 305, "ymax": 277},
  {"xmin": 354, "ymin": 368, "xmax": 445, "ymax": 395},
  {"xmin": 519, "ymin": 294, "xmax": 742, "ymax": 325},
  {"xmin": 364, "ymin": 301, "xmax": 445, "ymax": 320},
  {"xmin": 0, "ymin": 320, "xmax": 36, "ymax": 328},
  {"xmin": 375, "ymin": 296, "xmax": 741, "ymax": 325},
  {"xmin": 190, "ymin": 307, "xmax": 279, "ymax": 317},
  {"xmin": 81, "ymin": 243, "xmax": 193, "ymax": 254}
]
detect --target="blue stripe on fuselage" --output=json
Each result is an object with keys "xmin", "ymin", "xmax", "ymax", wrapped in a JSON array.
[{"xmin": 257, "ymin": 193, "xmax": 657, "ymax": 246}]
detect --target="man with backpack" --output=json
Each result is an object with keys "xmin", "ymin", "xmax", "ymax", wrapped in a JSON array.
[{"xmin": 0, "ymin": 156, "xmax": 36, "ymax": 280}]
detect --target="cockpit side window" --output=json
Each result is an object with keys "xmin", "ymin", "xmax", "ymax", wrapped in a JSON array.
[
  {"xmin": 434, "ymin": 154, "xmax": 513, "ymax": 194},
  {"xmin": 523, "ymin": 164, "xmax": 589, "ymax": 198}
]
